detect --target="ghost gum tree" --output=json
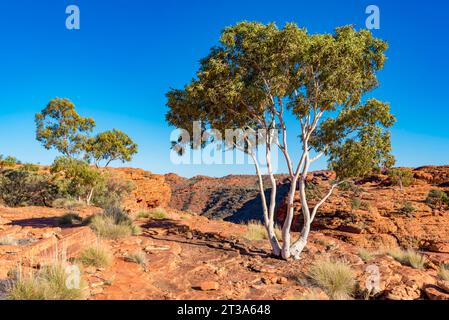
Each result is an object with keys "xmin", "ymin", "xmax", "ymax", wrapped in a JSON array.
[{"xmin": 166, "ymin": 22, "xmax": 395, "ymax": 260}]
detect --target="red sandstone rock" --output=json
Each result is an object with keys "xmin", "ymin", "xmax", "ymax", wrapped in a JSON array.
[{"xmin": 198, "ymin": 281, "xmax": 220, "ymax": 291}]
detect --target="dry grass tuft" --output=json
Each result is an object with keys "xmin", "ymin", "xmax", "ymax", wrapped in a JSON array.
[{"xmin": 308, "ymin": 259, "xmax": 356, "ymax": 300}]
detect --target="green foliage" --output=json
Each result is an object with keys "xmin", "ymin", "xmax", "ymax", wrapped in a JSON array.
[
  {"xmin": 78, "ymin": 245, "xmax": 113, "ymax": 268},
  {"xmin": 400, "ymin": 202, "xmax": 416, "ymax": 216},
  {"xmin": 426, "ymin": 189, "xmax": 449, "ymax": 208},
  {"xmin": 308, "ymin": 260, "xmax": 356, "ymax": 300},
  {"xmin": 21, "ymin": 163, "xmax": 39, "ymax": 172},
  {"xmin": 7, "ymin": 263, "xmax": 85, "ymax": 300},
  {"xmin": 88, "ymin": 207, "xmax": 141, "ymax": 239},
  {"xmin": 0, "ymin": 155, "xmax": 19, "ymax": 169},
  {"xmin": 166, "ymin": 22, "xmax": 395, "ymax": 180},
  {"xmin": 50, "ymin": 157, "xmax": 103, "ymax": 204},
  {"xmin": 387, "ymin": 169, "xmax": 414, "ymax": 188},
  {"xmin": 91, "ymin": 175, "xmax": 134, "ymax": 209},
  {"xmin": 351, "ymin": 198, "xmax": 370, "ymax": 211},
  {"xmin": 388, "ymin": 248, "xmax": 427, "ymax": 269},
  {"xmin": 35, "ymin": 98, "xmax": 95, "ymax": 158},
  {"xmin": 85, "ymin": 129, "xmax": 138, "ymax": 167},
  {"xmin": 305, "ymin": 183, "xmax": 323, "ymax": 201},
  {"xmin": 0, "ymin": 169, "xmax": 60, "ymax": 207}
]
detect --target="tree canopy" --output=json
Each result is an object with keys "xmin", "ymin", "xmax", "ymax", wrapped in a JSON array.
[
  {"xmin": 35, "ymin": 98, "xmax": 96, "ymax": 157},
  {"xmin": 85, "ymin": 129, "xmax": 138, "ymax": 168}
]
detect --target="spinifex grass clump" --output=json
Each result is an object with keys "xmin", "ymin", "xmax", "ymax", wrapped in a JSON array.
[
  {"xmin": 7, "ymin": 263, "xmax": 85, "ymax": 300},
  {"xmin": 88, "ymin": 207, "xmax": 141, "ymax": 239},
  {"xmin": 78, "ymin": 245, "xmax": 113, "ymax": 268},
  {"xmin": 308, "ymin": 260, "xmax": 356, "ymax": 300},
  {"xmin": 136, "ymin": 207, "xmax": 168, "ymax": 220},
  {"xmin": 0, "ymin": 235, "xmax": 18, "ymax": 246},
  {"xmin": 438, "ymin": 264, "xmax": 449, "ymax": 281},
  {"xmin": 388, "ymin": 248, "xmax": 427, "ymax": 269},
  {"xmin": 125, "ymin": 251, "xmax": 148, "ymax": 267},
  {"xmin": 244, "ymin": 221, "xmax": 282, "ymax": 241}
]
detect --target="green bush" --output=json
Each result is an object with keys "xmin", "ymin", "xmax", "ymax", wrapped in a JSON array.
[
  {"xmin": 426, "ymin": 190, "xmax": 449, "ymax": 208},
  {"xmin": 387, "ymin": 169, "xmax": 414, "ymax": 188},
  {"xmin": 0, "ymin": 169, "xmax": 60, "ymax": 207},
  {"xmin": 400, "ymin": 202, "xmax": 416, "ymax": 216},
  {"xmin": 21, "ymin": 163, "xmax": 39, "ymax": 172},
  {"xmin": 305, "ymin": 183, "xmax": 323, "ymax": 201},
  {"xmin": 308, "ymin": 260, "xmax": 356, "ymax": 300},
  {"xmin": 0, "ymin": 155, "xmax": 19, "ymax": 169},
  {"xmin": 51, "ymin": 157, "xmax": 104, "ymax": 205},
  {"xmin": 92, "ymin": 175, "xmax": 134, "ymax": 209}
]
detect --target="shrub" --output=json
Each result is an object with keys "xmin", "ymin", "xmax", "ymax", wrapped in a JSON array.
[
  {"xmin": 7, "ymin": 263, "xmax": 85, "ymax": 300},
  {"xmin": 351, "ymin": 198, "xmax": 370, "ymax": 211},
  {"xmin": 50, "ymin": 157, "xmax": 104, "ymax": 205},
  {"xmin": 438, "ymin": 264, "xmax": 449, "ymax": 281},
  {"xmin": 426, "ymin": 190, "xmax": 449, "ymax": 208},
  {"xmin": 244, "ymin": 221, "xmax": 282, "ymax": 241},
  {"xmin": 305, "ymin": 183, "xmax": 323, "ymax": 201},
  {"xmin": 52, "ymin": 198, "xmax": 86, "ymax": 209},
  {"xmin": 388, "ymin": 248, "xmax": 427, "ymax": 269},
  {"xmin": 78, "ymin": 245, "xmax": 113, "ymax": 268},
  {"xmin": 136, "ymin": 208, "xmax": 167, "ymax": 220},
  {"xmin": 308, "ymin": 260, "xmax": 355, "ymax": 300},
  {"xmin": 357, "ymin": 248, "xmax": 375, "ymax": 262},
  {"xmin": 125, "ymin": 251, "xmax": 147, "ymax": 267},
  {"xmin": 400, "ymin": 202, "xmax": 416, "ymax": 216},
  {"xmin": 0, "ymin": 235, "xmax": 18, "ymax": 246},
  {"xmin": 91, "ymin": 175, "xmax": 134, "ymax": 209},
  {"xmin": 21, "ymin": 163, "xmax": 39, "ymax": 172},
  {"xmin": 57, "ymin": 213, "xmax": 83, "ymax": 226},
  {"xmin": 0, "ymin": 155, "xmax": 19, "ymax": 169},
  {"xmin": 0, "ymin": 169, "xmax": 60, "ymax": 207},
  {"xmin": 387, "ymin": 169, "xmax": 414, "ymax": 189},
  {"xmin": 88, "ymin": 207, "xmax": 141, "ymax": 239}
]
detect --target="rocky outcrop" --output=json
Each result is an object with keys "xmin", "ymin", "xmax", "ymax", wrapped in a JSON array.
[{"xmin": 109, "ymin": 168, "xmax": 171, "ymax": 213}]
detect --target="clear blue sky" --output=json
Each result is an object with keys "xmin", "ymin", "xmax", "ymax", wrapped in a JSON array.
[{"xmin": 0, "ymin": 0, "xmax": 448, "ymax": 177}]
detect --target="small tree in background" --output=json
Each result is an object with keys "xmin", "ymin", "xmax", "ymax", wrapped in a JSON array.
[
  {"xmin": 35, "ymin": 98, "xmax": 96, "ymax": 158},
  {"xmin": 166, "ymin": 22, "xmax": 395, "ymax": 260},
  {"xmin": 34, "ymin": 98, "xmax": 138, "ymax": 207},
  {"xmin": 85, "ymin": 129, "xmax": 138, "ymax": 168}
]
